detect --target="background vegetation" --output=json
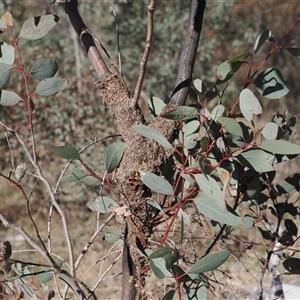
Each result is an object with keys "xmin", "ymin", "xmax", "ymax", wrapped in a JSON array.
[{"xmin": 1, "ymin": 1, "xmax": 300, "ymax": 299}]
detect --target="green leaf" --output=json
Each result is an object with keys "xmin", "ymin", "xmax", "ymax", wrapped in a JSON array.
[
  {"xmin": 236, "ymin": 148, "xmax": 274, "ymax": 172},
  {"xmin": 261, "ymin": 122, "xmax": 283, "ymax": 140},
  {"xmin": 37, "ymin": 258, "xmax": 63, "ymax": 284},
  {"xmin": 0, "ymin": 12, "xmax": 13, "ymax": 28},
  {"xmin": 218, "ymin": 117, "xmax": 243, "ymax": 137},
  {"xmin": 150, "ymin": 257, "xmax": 172, "ymax": 279},
  {"xmin": 0, "ymin": 90, "xmax": 21, "ymax": 106},
  {"xmin": 161, "ymin": 106, "xmax": 198, "ymax": 121},
  {"xmin": 181, "ymin": 133, "xmax": 198, "ymax": 150},
  {"xmin": 188, "ymin": 250, "xmax": 231, "ymax": 274},
  {"xmin": 193, "ymin": 78, "xmax": 206, "ymax": 93},
  {"xmin": 216, "ymin": 60, "xmax": 242, "ymax": 84},
  {"xmin": 227, "ymin": 52, "xmax": 251, "ymax": 63},
  {"xmin": 260, "ymin": 140, "xmax": 300, "ymax": 155},
  {"xmin": 286, "ymin": 48, "xmax": 300, "ymax": 61},
  {"xmin": 194, "ymin": 174, "xmax": 225, "ymax": 212},
  {"xmin": 254, "ymin": 30, "xmax": 273, "ymax": 54},
  {"xmin": 36, "ymin": 77, "xmax": 67, "ymax": 96},
  {"xmin": 139, "ymin": 170, "xmax": 173, "ymax": 195},
  {"xmin": 104, "ymin": 228, "xmax": 123, "ymax": 243},
  {"xmin": 184, "ymin": 287, "xmax": 207, "ymax": 300},
  {"xmin": 242, "ymin": 216, "xmax": 254, "ymax": 230},
  {"xmin": 104, "ymin": 142, "xmax": 125, "ymax": 173},
  {"xmin": 87, "ymin": 196, "xmax": 118, "ymax": 213},
  {"xmin": 148, "ymin": 96, "xmax": 165, "ymax": 117},
  {"xmin": 195, "ymin": 195, "xmax": 243, "ymax": 226},
  {"xmin": 0, "ymin": 63, "xmax": 12, "ymax": 89},
  {"xmin": 32, "ymin": 58, "xmax": 58, "ymax": 81},
  {"xmin": 149, "ymin": 247, "xmax": 174, "ymax": 259},
  {"xmin": 82, "ymin": 176, "xmax": 101, "ymax": 187},
  {"xmin": 239, "ymin": 88, "xmax": 262, "ymax": 121},
  {"xmin": 182, "ymin": 120, "xmax": 200, "ymax": 136},
  {"xmin": 0, "ymin": 42, "xmax": 15, "ymax": 65},
  {"xmin": 283, "ymin": 258, "xmax": 300, "ymax": 274},
  {"xmin": 211, "ymin": 104, "xmax": 225, "ymax": 121},
  {"xmin": 254, "ymin": 68, "xmax": 289, "ymax": 99},
  {"xmin": 53, "ymin": 146, "xmax": 79, "ymax": 160},
  {"xmin": 132, "ymin": 125, "xmax": 172, "ymax": 149},
  {"xmin": 61, "ymin": 168, "xmax": 87, "ymax": 182},
  {"xmin": 162, "ymin": 290, "xmax": 175, "ymax": 300},
  {"xmin": 19, "ymin": 14, "xmax": 59, "ymax": 40}
]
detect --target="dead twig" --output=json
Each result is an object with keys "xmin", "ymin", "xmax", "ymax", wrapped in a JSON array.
[{"xmin": 132, "ymin": 0, "xmax": 156, "ymax": 107}]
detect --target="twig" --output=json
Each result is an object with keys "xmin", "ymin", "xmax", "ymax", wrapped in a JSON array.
[
  {"xmin": 132, "ymin": 0, "xmax": 156, "ymax": 107},
  {"xmin": 92, "ymin": 251, "xmax": 123, "ymax": 291},
  {"xmin": 75, "ymin": 213, "xmax": 115, "ymax": 270},
  {"xmin": 111, "ymin": 4, "xmax": 122, "ymax": 72},
  {"xmin": 0, "ymin": 123, "xmax": 75, "ymax": 277}
]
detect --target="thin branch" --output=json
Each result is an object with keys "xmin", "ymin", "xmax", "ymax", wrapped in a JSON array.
[
  {"xmin": 0, "ymin": 122, "xmax": 75, "ymax": 277},
  {"xmin": 58, "ymin": 0, "xmax": 111, "ymax": 77},
  {"xmin": 74, "ymin": 213, "xmax": 115, "ymax": 270},
  {"xmin": 111, "ymin": 4, "xmax": 122, "ymax": 72},
  {"xmin": 170, "ymin": 0, "xmax": 206, "ymax": 105},
  {"xmin": 132, "ymin": 0, "xmax": 156, "ymax": 107}
]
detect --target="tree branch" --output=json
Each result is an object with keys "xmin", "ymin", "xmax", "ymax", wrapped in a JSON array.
[
  {"xmin": 132, "ymin": 0, "xmax": 156, "ymax": 107},
  {"xmin": 59, "ymin": 0, "xmax": 110, "ymax": 77},
  {"xmin": 170, "ymin": 0, "xmax": 206, "ymax": 105}
]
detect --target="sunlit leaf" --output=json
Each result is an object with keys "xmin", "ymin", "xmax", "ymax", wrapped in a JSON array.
[
  {"xmin": 150, "ymin": 257, "xmax": 172, "ymax": 279},
  {"xmin": 195, "ymin": 196, "xmax": 243, "ymax": 226},
  {"xmin": 82, "ymin": 176, "xmax": 101, "ymax": 187},
  {"xmin": 227, "ymin": 52, "xmax": 251, "ymax": 63},
  {"xmin": 194, "ymin": 174, "xmax": 225, "ymax": 212},
  {"xmin": 53, "ymin": 146, "xmax": 79, "ymax": 160},
  {"xmin": 32, "ymin": 58, "xmax": 58, "ymax": 81},
  {"xmin": 61, "ymin": 168, "xmax": 87, "ymax": 182},
  {"xmin": 236, "ymin": 148, "xmax": 274, "ymax": 172},
  {"xmin": 104, "ymin": 142, "xmax": 125, "ymax": 173},
  {"xmin": 188, "ymin": 250, "xmax": 231, "ymax": 274},
  {"xmin": 239, "ymin": 88, "xmax": 262, "ymax": 121},
  {"xmin": 261, "ymin": 122, "xmax": 283, "ymax": 140},
  {"xmin": 161, "ymin": 106, "xmax": 198, "ymax": 121},
  {"xmin": 36, "ymin": 77, "xmax": 67, "ymax": 96},
  {"xmin": 0, "ymin": 90, "xmax": 21, "ymax": 106},
  {"xmin": 139, "ymin": 170, "xmax": 173, "ymax": 195},
  {"xmin": 182, "ymin": 120, "xmax": 200, "ymax": 136},
  {"xmin": 254, "ymin": 30, "xmax": 273, "ymax": 54},
  {"xmin": 211, "ymin": 104, "xmax": 225, "ymax": 121},
  {"xmin": 216, "ymin": 60, "xmax": 242, "ymax": 84},
  {"xmin": 19, "ymin": 14, "xmax": 59, "ymax": 40},
  {"xmin": 260, "ymin": 140, "xmax": 300, "ymax": 155},
  {"xmin": 132, "ymin": 125, "xmax": 172, "ymax": 149},
  {"xmin": 1, "ymin": 12, "xmax": 13, "ymax": 27},
  {"xmin": 218, "ymin": 117, "xmax": 243, "ymax": 137},
  {"xmin": 148, "ymin": 96, "xmax": 165, "ymax": 117},
  {"xmin": 254, "ymin": 68, "xmax": 289, "ymax": 99},
  {"xmin": 0, "ymin": 63, "xmax": 12, "ymax": 88},
  {"xmin": 193, "ymin": 78, "xmax": 206, "ymax": 93},
  {"xmin": 87, "ymin": 196, "xmax": 118, "ymax": 213},
  {"xmin": 0, "ymin": 42, "xmax": 14, "ymax": 65}
]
